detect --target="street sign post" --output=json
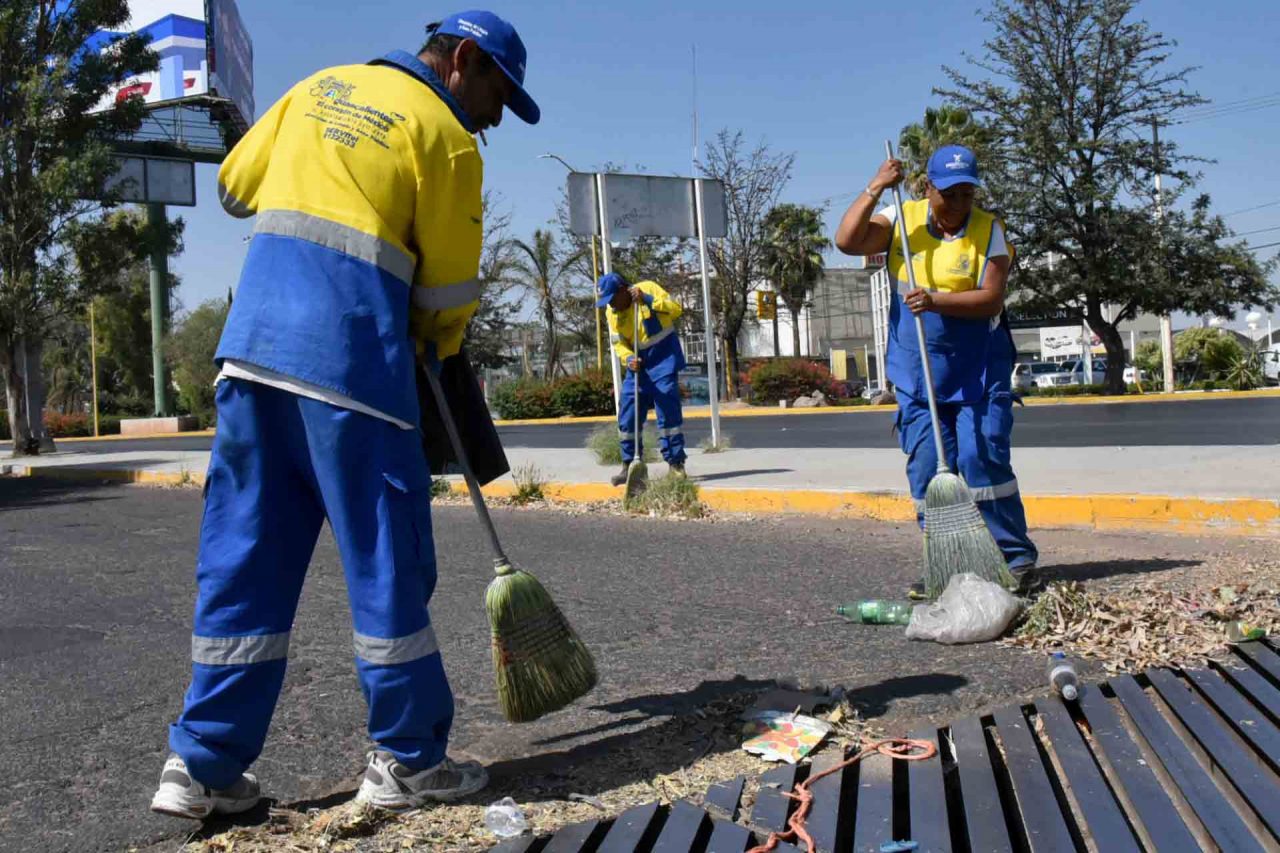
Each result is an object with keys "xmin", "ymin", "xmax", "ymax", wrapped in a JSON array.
[{"xmin": 569, "ymin": 172, "xmax": 729, "ymax": 447}]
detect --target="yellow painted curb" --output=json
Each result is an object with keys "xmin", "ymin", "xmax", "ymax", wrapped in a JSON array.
[
  {"xmin": 435, "ymin": 479, "xmax": 1279, "ymax": 537},
  {"xmin": 47, "ymin": 429, "xmax": 216, "ymax": 444},
  {"xmin": 12, "ymin": 465, "xmax": 1278, "ymax": 537},
  {"xmin": 10, "ymin": 465, "xmax": 204, "ymax": 487}
]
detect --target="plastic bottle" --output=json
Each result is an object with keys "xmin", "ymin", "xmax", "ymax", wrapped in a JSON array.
[
  {"xmin": 1047, "ymin": 652, "xmax": 1079, "ymax": 701},
  {"xmin": 483, "ymin": 797, "xmax": 527, "ymax": 838},
  {"xmin": 836, "ymin": 600, "xmax": 914, "ymax": 626}
]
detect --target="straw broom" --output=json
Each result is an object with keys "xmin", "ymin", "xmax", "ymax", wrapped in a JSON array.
[
  {"xmin": 422, "ymin": 363, "xmax": 597, "ymax": 722},
  {"xmin": 884, "ymin": 140, "xmax": 1015, "ymax": 598}
]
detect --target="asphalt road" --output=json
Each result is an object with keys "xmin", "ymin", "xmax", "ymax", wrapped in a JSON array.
[
  {"xmin": 6, "ymin": 397, "xmax": 1277, "ymax": 456},
  {"xmin": 0, "ymin": 477, "xmax": 1260, "ymax": 852}
]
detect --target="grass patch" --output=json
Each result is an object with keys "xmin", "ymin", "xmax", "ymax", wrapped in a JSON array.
[
  {"xmin": 586, "ymin": 423, "xmax": 658, "ymax": 465},
  {"xmin": 509, "ymin": 463, "xmax": 547, "ymax": 505},
  {"xmin": 626, "ymin": 472, "xmax": 705, "ymax": 518},
  {"xmin": 698, "ymin": 432, "xmax": 733, "ymax": 453}
]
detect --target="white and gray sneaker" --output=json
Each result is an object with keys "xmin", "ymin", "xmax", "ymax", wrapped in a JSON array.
[
  {"xmin": 150, "ymin": 753, "xmax": 261, "ymax": 820},
  {"xmin": 355, "ymin": 750, "xmax": 488, "ymax": 809}
]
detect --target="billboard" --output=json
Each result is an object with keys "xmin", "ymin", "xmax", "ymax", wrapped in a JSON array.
[
  {"xmin": 88, "ymin": 0, "xmax": 253, "ymax": 130},
  {"xmin": 208, "ymin": 0, "xmax": 255, "ymax": 129},
  {"xmin": 566, "ymin": 173, "xmax": 728, "ymax": 244}
]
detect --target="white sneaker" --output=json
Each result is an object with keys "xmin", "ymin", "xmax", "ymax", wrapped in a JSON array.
[
  {"xmin": 355, "ymin": 750, "xmax": 488, "ymax": 809},
  {"xmin": 149, "ymin": 753, "xmax": 261, "ymax": 820}
]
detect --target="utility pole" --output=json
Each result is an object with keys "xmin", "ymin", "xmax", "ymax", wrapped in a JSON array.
[
  {"xmin": 148, "ymin": 202, "xmax": 172, "ymax": 415},
  {"xmin": 1153, "ymin": 119, "xmax": 1175, "ymax": 393}
]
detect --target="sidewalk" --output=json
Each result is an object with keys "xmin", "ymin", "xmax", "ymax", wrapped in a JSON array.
[{"xmin": 7, "ymin": 441, "xmax": 1279, "ymax": 536}]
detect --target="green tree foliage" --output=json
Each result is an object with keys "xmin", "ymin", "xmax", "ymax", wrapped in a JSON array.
[
  {"xmin": 0, "ymin": 1, "xmax": 161, "ymax": 452},
  {"xmin": 1174, "ymin": 327, "xmax": 1243, "ymax": 376},
  {"xmin": 508, "ymin": 229, "xmax": 582, "ymax": 380},
  {"xmin": 166, "ymin": 299, "xmax": 230, "ymax": 424},
  {"xmin": 938, "ymin": 0, "xmax": 1276, "ymax": 393},
  {"xmin": 897, "ymin": 106, "xmax": 999, "ymax": 200},
  {"xmin": 762, "ymin": 204, "xmax": 830, "ymax": 357}
]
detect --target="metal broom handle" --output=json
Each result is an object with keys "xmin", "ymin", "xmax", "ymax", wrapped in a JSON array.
[
  {"xmin": 633, "ymin": 299, "xmax": 641, "ymax": 451},
  {"xmin": 421, "ymin": 362, "xmax": 510, "ymax": 567},
  {"xmin": 885, "ymin": 139, "xmax": 949, "ymax": 474}
]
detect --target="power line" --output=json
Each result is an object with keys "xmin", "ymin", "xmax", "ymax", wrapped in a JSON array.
[
  {"xmin": 1224, "ymin": 200, "xmax": 1280, "ymax": 217},
  {"xmin": 1235, "ymin": 224, "xmax": 1280, "ymax": 237},
  {"xmin": 1246, "ymin": 240, "xmax": 1280, "ymax": 252},
  {"xmin": 1176, "ymin": 90, "xmax": 1280, "ymax": 116}
]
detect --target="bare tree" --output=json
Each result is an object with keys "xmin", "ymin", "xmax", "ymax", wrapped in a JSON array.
[{"xmin": 699, "ymin": 130, "xmax": 794, "ymax": 396}]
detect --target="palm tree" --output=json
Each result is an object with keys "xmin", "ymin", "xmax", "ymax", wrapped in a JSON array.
[
  {"xmin": 508, "ymin": 229, "xmax": 581, "ymax": 380},
  {"xmin": 898, "ymin": 106, "xmax": 996, "ymax": 199},
  {"xmin": 763, "ymin": 204, "xmax": 830, "ymax": 357}
]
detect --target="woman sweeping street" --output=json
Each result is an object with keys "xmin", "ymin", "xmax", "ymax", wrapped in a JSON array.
[{"xmin": 834, "ymin": 145, "xmax": 1038, "ymax": 597}]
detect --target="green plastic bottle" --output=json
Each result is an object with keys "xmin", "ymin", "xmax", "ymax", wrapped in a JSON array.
[{"xmin": 836, "ymin": 600, "xmax": 914, "ymax": 625}]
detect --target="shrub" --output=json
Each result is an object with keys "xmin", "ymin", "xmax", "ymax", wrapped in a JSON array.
[
  {"xmin": 549, "ymin": 370, "xmax": 614, "ymax": 417},
  {"xmin": 586, "ymin": 423, "xmax": 657, "ymax": 465},
  {"xmin": 43, "ymin": 411, "xmax": 92, "ymax": 437},
  {"xmin": 746, "ymin": 358, "xmax": 846, "ymax": 405},
  {"xmin": 494, "ymin": 370, "xmax": 620, "ymax": 419},
  {"xmin": 491, "ymin": 378, "xmax": 556, "ymax": 419}
]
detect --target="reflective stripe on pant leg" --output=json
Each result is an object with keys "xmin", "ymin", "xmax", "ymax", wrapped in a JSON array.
[
  {"xmin": 171, "ymin": 380, "xmax": 325, "ymax": 790},
  {"xmin": 303, "ymin": 400, "xmax": 453, "ymax": 771},
  {"xmin": 955, "ymin": 391, "xmax": 1037, "ymax": 566},
  {"xmin": 618, "ymin": 375, "xmax": 638, "ymax": 463},
  {"xmin": 899, "ymin": 394, "xmax": 961, "ymax": 529},
  {"xmin": 652, "ymin": 372, "xmax": 686, "ymax": 464}
]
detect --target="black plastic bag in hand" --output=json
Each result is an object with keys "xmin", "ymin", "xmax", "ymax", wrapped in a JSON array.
[{"xmin": 417, "ymin": 347, "xmax": 510, "ymax": 486}]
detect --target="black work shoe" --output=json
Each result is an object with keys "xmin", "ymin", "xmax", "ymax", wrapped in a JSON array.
[{"xmin": 609, "ymin": 464, "xmax": 630, "ymax": 487}]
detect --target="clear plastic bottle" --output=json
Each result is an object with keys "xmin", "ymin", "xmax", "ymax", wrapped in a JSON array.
[
  {"xmin": 836, "ymin": 600, "xmax": 914, "ymax": 626},
  {"xmin": 483, "ymin": 797, "xmax": 527, "ymax": 838},
  {"xmin": 1047, "ymin": 652, "xmax": 1079, "ymax": 701}
]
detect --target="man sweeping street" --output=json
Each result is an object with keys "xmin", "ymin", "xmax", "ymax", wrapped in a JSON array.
[
  {"xmin": 150, "ymin": 11, "xmax": 540, "ymax": 819},
  {"xmin": 598, "ymin": 273, "xmax": 689, "ymax": 484},
  {"xmin": 834, "ymin": 145, "xmax": 1038, "ymax": 598}
]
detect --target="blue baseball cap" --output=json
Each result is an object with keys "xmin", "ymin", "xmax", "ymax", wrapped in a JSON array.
[
  {"xmin": 927, "ymin": 145, "xmax": 983, "ymax": 190},
  {"xmin": 596, "ymin": 273, "xmax": 627, "ymax": 307},
  {"xmin": 436, "ymin": 11, "xmax": 540, "ymax": 125}
]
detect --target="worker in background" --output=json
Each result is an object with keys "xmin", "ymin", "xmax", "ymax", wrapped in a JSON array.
[
  {"xmin": 597, "ymin": 273, "xmax": 689, "ymax": 484},
  {"xmin": 151, "ymin": 10, "xmax": 539, "ymax": 820},
  {"xmin": 833, "ymin": 145, "xmax": 1038, "ymax": 598}
]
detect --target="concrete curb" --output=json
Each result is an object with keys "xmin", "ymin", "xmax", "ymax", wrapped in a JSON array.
[{"xmin": 10, "ymin": 463, "xmax": 1277, "ymax": 538}]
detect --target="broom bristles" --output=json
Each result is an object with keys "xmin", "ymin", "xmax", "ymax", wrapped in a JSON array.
[
  {"xmin": 922, "ymin": 471, "xmax": 1016, "ymax": 598},
  {"xmin": 624, "ymin": 459, "xmax": 648, "ymax": 505},
  {"xmin": 486, "ymin": 564, "xmax": 597, "ymax": 723}
]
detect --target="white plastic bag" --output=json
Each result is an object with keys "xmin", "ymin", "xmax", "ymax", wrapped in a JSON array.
[{"xmin": 905, "ymin": 573, "xmax": 1022, "ymax": 644}]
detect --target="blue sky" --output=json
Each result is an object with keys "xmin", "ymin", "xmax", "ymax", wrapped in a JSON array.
[{"xmin": 170, "ymin": 0, "xmax": 1280, "ymax": 329}]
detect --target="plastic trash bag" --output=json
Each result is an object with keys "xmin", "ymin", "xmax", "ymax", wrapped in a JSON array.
[{"xmin": 905, "ymin": 573, "xmax": 1023, "ymax": 644}]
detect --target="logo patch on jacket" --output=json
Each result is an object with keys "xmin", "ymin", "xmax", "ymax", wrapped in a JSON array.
[{"xmin": 310, "ymin": 76, "xmax": 356, "ymax": 100}]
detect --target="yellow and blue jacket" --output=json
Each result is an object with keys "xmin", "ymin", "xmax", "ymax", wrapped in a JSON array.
[
  {"xmin": 215, "ymin": 51, "xmax": 483, "ymax": 425},
  {"xmin": 608, "ymin": 281, "xmax": 686, "ymax": 378},
  {"xmin": 886, "ymin": 199, "xmax": 1015, "ymax": 403}
]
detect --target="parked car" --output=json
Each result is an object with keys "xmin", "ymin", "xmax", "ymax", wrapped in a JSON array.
[
  {"xmin": 1011, "ymin": 361, "xmax": 1066, "ymax": 390},
  {"xmin": 1048, "ymin": 358, "xmax": 1109, "ymax": 386}
]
